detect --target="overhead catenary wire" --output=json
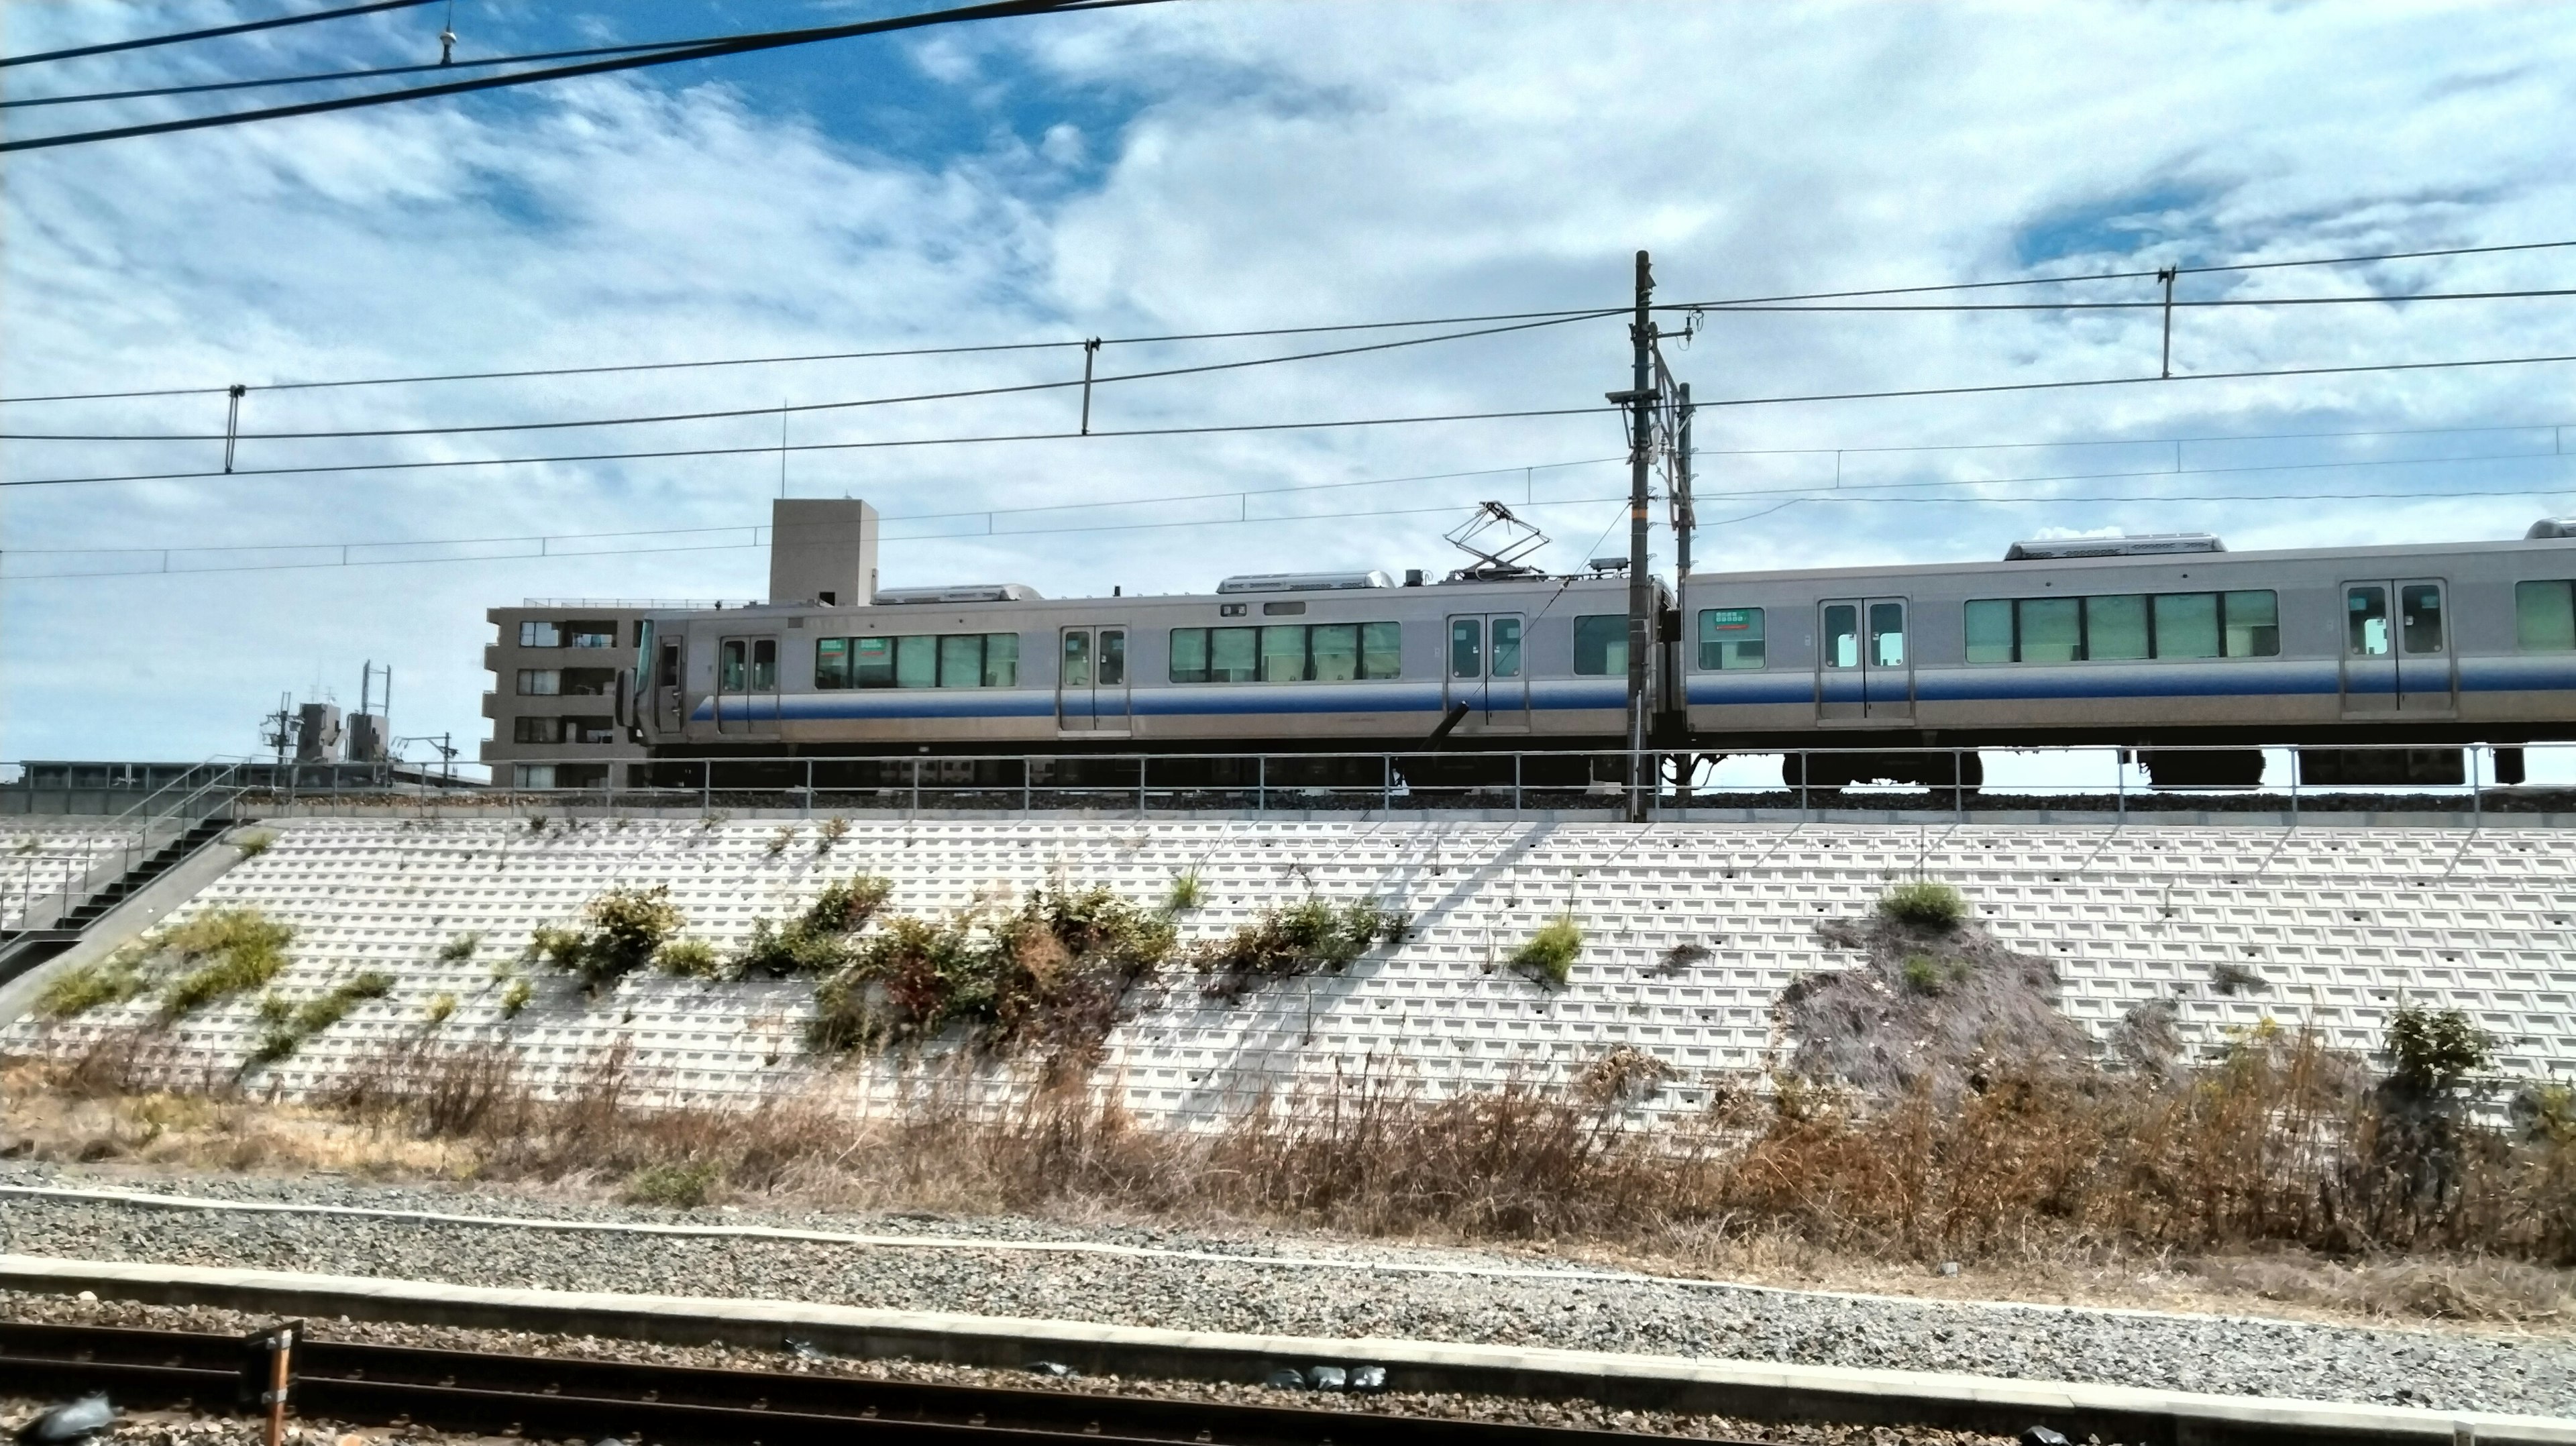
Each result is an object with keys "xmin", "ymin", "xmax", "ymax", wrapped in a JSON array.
[
  {"xmin": 11, "ymin": 235, "xmax": 2576, "ymax": 406},
  {"xmin": 0, "ymin": 0, "xmax": 435, "ymax": 69},
  {"xmin": 17, "ymin": 435, "xmax": 2576, "ymax": 580},
  {"xmin": 0, "ymin": 0, "xmax": 1169, "ymax": 154},
  {"xmin": 0, "ymin": 310, "xmax": 1617, "ymax": 443},
  {"xmin": 17, "ymin": 346, "xmax": 2576, "ymax": 489}
]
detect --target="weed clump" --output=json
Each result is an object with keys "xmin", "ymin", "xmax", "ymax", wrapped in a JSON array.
[
  {"xmin": 1879, "ymin": 879, "xmax": 1968, "ymax": 930},
  {"xmin": 526, "ymin": 886, "xmax": 684, "ymax": 996},
  {"xmin": 437, "ymin": 932, "xmax": 482, "ymax": 964},
  {"xmin": 36, "ymin": 956, "xmax": 152, "ymax": 1020},
  {"xmin": 623, "ymin": 1159, "xmax": 720, "ymax": 1209},
  {"xmin": 722, "ymin": 874, "xmax": 894, "ymax": 980},
  {"xmin": 1901, "ymin": 954, "xmax": 1971, "ymax": 995},
  {"xmin": 235, "ymin": 830, "xmax": 278, "ymax": 858},
  {"xmin": 1166, "ymin": 871, "xmax": 1204, "ymax": 913},
  {"xmin": 2385, "ymin": 1003, "xmax": 2493, "ymax": 1096},
  {"xmin": 249, "ymin": 971, "xmax": 391, "ymax": 1065},
  {"xmin": 655, "ymin": 938, "xmax": 722, "ymax": 979},
  {"xmin": 809, "ymin": 886, "xmax": 1175, "ymax": 1068},
  {"xmin": 1507, "ymin": 915, "xmax": 1583, "ymax": 987},
  {"xmin": 498, "ymin": 977, "xmax": 533, "ymax": 1018},
  {"xmin": 155, "ymin": 909, "xmax": 298, "ymax": 1021},
  {"xmin": 1196, "ymin": 897, "xmax": 1405, "ymax": 1003}
]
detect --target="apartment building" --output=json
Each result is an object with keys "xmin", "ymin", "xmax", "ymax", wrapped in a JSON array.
[{"xmin": 480, "ymin": 603, "xmax": 664, "ymax": 788}]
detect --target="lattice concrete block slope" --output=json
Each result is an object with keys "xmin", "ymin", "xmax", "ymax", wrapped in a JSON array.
[{"xmin": 3, "ymin": 818, "xmax": 2569, "ymax": 1122}]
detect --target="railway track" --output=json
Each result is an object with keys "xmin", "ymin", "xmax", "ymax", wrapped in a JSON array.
[{"xmin": 0, "ymin": 1321, "xmax": 1744, "ymax": 1446}]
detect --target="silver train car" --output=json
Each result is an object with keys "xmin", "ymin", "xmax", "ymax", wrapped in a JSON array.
[
  {"xmin": 1673, "ymin": 522, "xmax": 2576, "ymax": 786},
  {"xmin": 623, "ymin": 522, "xmax": 2576, "ymax": 789},
  {"xmin": 626, "ymin": 567, "xmax": 1657, "ymax": 784}
]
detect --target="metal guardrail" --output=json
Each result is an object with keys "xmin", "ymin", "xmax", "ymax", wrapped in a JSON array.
[
  {"xmin": 101, "ymin": 739, "xmax": 2576, "ymax": 824},
  {"xmin": 0, "ymin": 759, "xmax": 248, "ymax": 931}
]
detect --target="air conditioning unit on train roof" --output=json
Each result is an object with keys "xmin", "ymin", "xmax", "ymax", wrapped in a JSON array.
[
  {"xmin": 1216, "ymin": 570, "xmax": 1396, "ymax": 594},
  {"xmin": 2526, "ymin": 518, "xmax": 2576, "ymax": 539},
  {"xmin": 2003, "ymin": 533, "xmax": 2225, "ymax": 561},
  {"xmin": 873, "ymin": 583, "xmax": 1044, "ymax": 604}
]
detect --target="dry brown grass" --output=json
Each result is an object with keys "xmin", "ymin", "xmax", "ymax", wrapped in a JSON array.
[{"xmin": 5, "ymin": 1018, "xmax": 2572, "ymax": 1326}]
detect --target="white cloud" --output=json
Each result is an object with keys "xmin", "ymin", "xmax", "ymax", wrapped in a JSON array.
[{"xmin": 9, "ymin": 1, "xmax": 2576, "ymax": 761}]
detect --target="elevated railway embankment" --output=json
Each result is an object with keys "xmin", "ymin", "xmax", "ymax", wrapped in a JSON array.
[{"xmin": 1, "ymin": 812, "xmax": 2569, "ymax": 1115}]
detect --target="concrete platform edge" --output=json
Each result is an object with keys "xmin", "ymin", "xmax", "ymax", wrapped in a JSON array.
[{"xmin": 2, "ymin": 1256, "xmax": 2567, "ymax": 1445}]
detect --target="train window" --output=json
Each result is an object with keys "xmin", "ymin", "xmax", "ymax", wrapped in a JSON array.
[
  {"xmin": 1869, "ymin": 602, "xmax": 1906, "ymax": 667},
  {"xmin": 659, "ymin": 642, "xmax": 680, "ymax": 689},
  {"xmin": 853, "ymin": 636, "xmax": 894, "ymax": 687},
  {"xmin": 718, "ymin": 640, "xmax": 747, "ymax": 691},
  {"xmin": 983, "ymin": 633, "xmax": 1020, "ymax": 687},
  {"xmin": 2347, "ymin": 586, "xmax": 2391, "ymax": 657},
  {"xmin": 1964, "ymin": 600, "xmax": 2013, "ymax": 664},
  {"xmin": 1311, "ymin": 624, "xmax": 1360, "ymax": 683},
  {"xmin": 2154, "ymin": 594, "xmax": 2220, "ymax": 659},
  {"xmin": 1211, "ymin": 626, "xmax": 1258, "ymax": 681},
  {"xmin": 2515, "ymin": 581, "xmax": 2576, "ymax": 651},
  {"xmin": 1697, "ymin": 608, "xmax": 1766, "ymax": 669},
  {"xmin": 519, "ymin": 621, "xmax": 563, "ymax": 648},
  {"xmin": 2086, "ymin": 595, "xmax": 2149, "ymax": 661},
  {"xmin": 2400, "ymin": 584, "xmax": 2445, "ymax": 654},
  {"xmin": 1169, "ymin": 629, "xmax": 1210, "ymax": 683},
  {"xmin": 1263, "ymin": 601, "xmax": 1307, "ymax": 616},
  {"xmin": 1491, "ymin": 618, "xmax": 1523, "ymax": 677},
  {"xmin": 1173, "ymin": 624, "xmax": 1393, "ymax": 682},
  {"xmin": 896, "ymin": 635, "xmax": 938, "ymax": 688},
  {"xmin": 815, "ymin": 638, "xmax": 851, "ymax": 689},
  {"xmin": 1063, "ymin": 631, "xmax": 1092, "ymax": 689},
  {"xmin": 1451, "ymin": 619, "xmax": 1483, "ymax": 678},
  {"xmin": 750, "ymin": 640, "xmax": 777, "ymax": 691},
  {"xmin": 1260, "ymin": 626, "xmax": 1309, "ymax": 683},
  {"xmin": 2019, "ymin": 598, "xmax": 2081, "ymax": 663},
  {"xmin": 1823, "ymin": 605, "xmax": 1859, "ymax": 668},
  {"xmin": 1573, "ymin": 615, "xmax": 1626, "ymax": 675},
  {"xmin": 938, "ymin": 634, "xmax": 983, "ymax": 688},
  {"xmin": 516, "ymin": 668, "xmax": 561, "ymax": 696},
  {"xmin": 2221, "ymin": 591, "xmax": 2279, "ymax": 656},
  {"xmin": 1099, "ymin": 630, "xmax": 1126, "ymax": 686},
  {"xmin": 1362, "ymin": 622, "xmax": 1401, "ymax": 679}
]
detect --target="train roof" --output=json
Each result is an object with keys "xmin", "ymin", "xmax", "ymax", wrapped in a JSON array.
[{"xmin": 1678, "ymin": 525, "xmax": 2576, "ymax": 588}]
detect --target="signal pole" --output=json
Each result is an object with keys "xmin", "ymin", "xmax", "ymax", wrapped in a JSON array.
[{"xmin": 1613, "ymin": 251, "xmax": 1658, "ymax": 823}]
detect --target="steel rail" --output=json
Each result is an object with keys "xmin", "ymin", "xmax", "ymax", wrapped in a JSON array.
[{"xmin": 0, "ymin": 1321, "xmax": 1745, "ymax": 1446}]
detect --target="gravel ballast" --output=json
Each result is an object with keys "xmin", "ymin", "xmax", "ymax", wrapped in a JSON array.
[{"xmin": 0, "ymin": 1164, "xmax": 2568, "ymax": 1421}]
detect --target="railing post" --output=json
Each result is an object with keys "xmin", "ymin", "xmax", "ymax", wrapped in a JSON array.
[
  {"xmin": 1798, "ymin": 750, "xmax": 1809, "ymax": 821},
  {"xmin": 912, "ymin": 757, "xmax": 922, "ymax": 816},
  {"xmin": 1953, "ymin": 748, "xmax": 1966, "ymax": 824},
  {"xmin": 1137, "ymin": 755, "xmax": 1148, "ymax": 818},
  {"xmin": 2472, "ymin": 742, "xmax": 2483, "ymax": 830},
  {"xmin": 804, "ymin": 759, "xmax": 814, "ymax": 820},
  {"xmin": 1022, "ymin": 759, "xmax": 1033, "ymax": 816},
  {"xmin": 1256, "ymin": 754, "xmax": 1266, "ymax": 814},
  {"xmin": 2288, "ymin": 748, "xmax": 2299, "ymax": 828},
  {"xmin": 2116, "ymin": 748, "xmax": 2126, "ymax": 824},
  {"xmin": 1513, "ymin": 752, "xmax": 1523, "ymax": 812}
]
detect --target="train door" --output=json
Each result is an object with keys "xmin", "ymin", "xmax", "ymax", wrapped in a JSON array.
[
  {"xmin": 2341, "ymin": 580, "xmax": 2456, "ymax": 716},
  {"xmin": 1816, "ymin": 598, "xmax": 1913, "ymax": 724},
  {"xmin": 714, "ymin": 634, "xmax": 780, "ymax": 736},
  {"xmin": 1057, "ymin": 626, "xmax": 1130, "ymax": 735},
  {"xmin": 1445, "ymin": 613, "xmax": 1530, "ymax": 732},
  {"xmin": 654, "ymin": 635, "xmax": 684, "ymax": 734}
]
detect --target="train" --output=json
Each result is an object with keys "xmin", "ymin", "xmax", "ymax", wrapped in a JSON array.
[{"xmin": 619, "ymin": 520, "xmax": 2576, "ymax": 790}]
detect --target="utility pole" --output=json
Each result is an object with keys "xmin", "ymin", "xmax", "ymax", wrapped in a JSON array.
[
  {"xmin": 1614, "ymin": 250, "xmax": 1657, "ymax": 824},
  {"xmin": 1670, "ymin": 380, "xmax": 1695, "ymax": 809}
]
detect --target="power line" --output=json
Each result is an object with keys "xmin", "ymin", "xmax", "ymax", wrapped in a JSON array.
[
  {"xmin": 17, "ymin": 469, "xmax": 2576, "ymax": 583},
  {"xmin": 17, "ymin": 346, "xmax": 2576, "ymax": 489},
  {"xmin": 21, "ymin": 431, "xmax": 2576, "ymax": 580},
  {"xmin": 15, "ymin": 237, "xmax": 2576, "ymax": 406},
  {"xmin": 0, "ymin": 0, "xmax": 1166, "ymax": 154},
  {"xmin": 0, "ymin": 311, "xmax": 1613, "ymax": 443},
  {"xmin": 0, "ymin": 0, "xmax": 435, "ymax": 69},
  {"xmin": 1, "ymin": 38, "xmax": 708, "ymax": 110},
  {"xmin": 0, "ymin": 404, "xmax": 1617, "ymax": 489},
  {"xmin": 1690, "ymin": 286, "xmax": 2576, "ymax": 313}
]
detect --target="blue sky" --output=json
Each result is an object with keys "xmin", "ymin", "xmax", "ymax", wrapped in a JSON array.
[{"xmin": 7, "ymin": 1, "xmax": 2576, "ymax": 765}]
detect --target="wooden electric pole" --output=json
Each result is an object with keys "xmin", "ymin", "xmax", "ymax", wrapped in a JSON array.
[{"xmin": 1618, "ymin": 250, "xmax": 1656, "ymax": 823}]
